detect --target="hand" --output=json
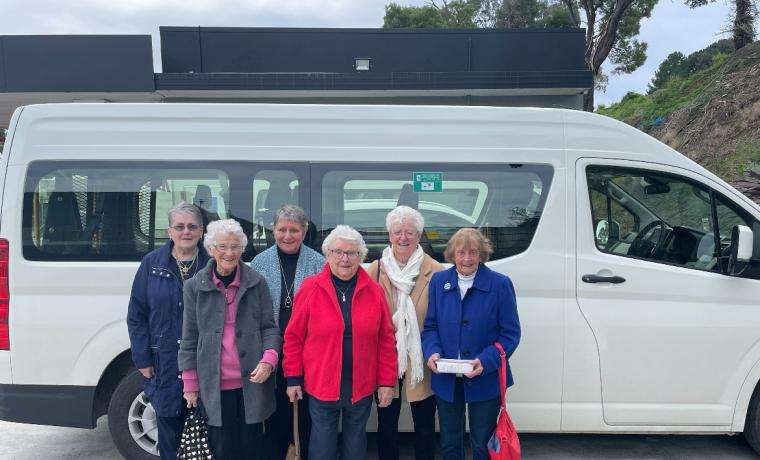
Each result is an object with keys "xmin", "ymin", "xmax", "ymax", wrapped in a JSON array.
[
  {"xmin": 377, "ymin": 387, "xmax": 394, "ymax": 408},
  {"xmin": 464, "ymin": 358, "xmax": 484, "ymax": 379},
  {"xmin": 249, "ymin": 362, "xmax": 273, "ymax": 384},
  {"xmin": 286, "ymin": 385, "xmax": 303, "ymax": 402},
  {"xmin": 138, "ymin": 366, "xmax": 154, "ymax": 379},
  {"xmin": 184, "ymin": 391, "xmax": 198, "ymax": 408},
  {"xmin": 427, "ymin": 353, "xmax": 441, "ymax": 374}
]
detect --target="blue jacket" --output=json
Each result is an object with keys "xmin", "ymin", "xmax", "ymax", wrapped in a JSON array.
[
  {"xmin": 422, "ymin": 264, "xmax": 521, "ymax": 403},
  {"xmin": 250, "ymin": 244, "xmax": 325, "ymax": 326},
  {"xmin": 127, "ymin": 241, "xmax": 210, "ymax": 417}
]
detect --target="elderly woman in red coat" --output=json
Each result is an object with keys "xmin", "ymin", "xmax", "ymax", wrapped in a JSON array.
[{"xmin": 283, "ymin": 224, "xmax": 398, "ymax": 460}]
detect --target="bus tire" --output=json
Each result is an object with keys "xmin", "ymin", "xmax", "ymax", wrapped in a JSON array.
[
  {"xmin": 744, "ymin": 383, "xmax": 760, "ymax": 455},
  {"xmin": 108, "ymin": 370, "xmax": 160, "ymax": 459}
]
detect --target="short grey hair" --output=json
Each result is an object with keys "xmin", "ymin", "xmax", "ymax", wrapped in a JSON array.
[
  {"xmin": 204, "ymin": 219, "xmax": 248, "ymax": 252},
  {"xmin": 168, "ymin": 202, "xmax": 203, "ymax": 226},
  {"xmin": 321, "ymin": 225, "xmax": 368, "ymax": 261},
  {"xmin": 386, "ymin": 205, "xmax": 424, "ymax": 234},
  {"xmin": 274, "ymin": 204, "xmax": 309, "ymax": 229}
]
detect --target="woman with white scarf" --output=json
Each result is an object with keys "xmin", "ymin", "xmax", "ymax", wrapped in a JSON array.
[{"xmin": 367, "ymin": 205, "xmax": 443, "ymax": 460}]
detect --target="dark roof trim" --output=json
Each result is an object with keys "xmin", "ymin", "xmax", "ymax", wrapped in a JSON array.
[
  {"xmin": 156, "ymin": 70, "xmax": 593, "ymax": 92},
  {"xmin": 160, "ymin": 26, "xmax": 586, "ymax": 35}
]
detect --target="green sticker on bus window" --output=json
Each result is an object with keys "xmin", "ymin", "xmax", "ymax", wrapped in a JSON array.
[{"xmin": 412, "ymin": 172, "xmax": 443, "ymax": 192}]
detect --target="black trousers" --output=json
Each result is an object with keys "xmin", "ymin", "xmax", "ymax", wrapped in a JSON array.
[
  {"xmin": 264, "ymin": 362, "xmax": 311, "ymax": 459},
  {"xmin": 156, "ymin": 409, "xmax": 186, "ymax": 460},
  {"xmin": 207, "ymin": 389, "xmax": 264, "ymax": 460},
  {"xmin": 376, "ymin": 379, "xmax": 438, "ymax": 460}
]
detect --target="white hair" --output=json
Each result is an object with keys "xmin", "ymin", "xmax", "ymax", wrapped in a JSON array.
[
  {"xmin": 386, "ymin": 205, "xmax": 424, "ymax": 234},
  {"xmin": 321, "ymin": 225, "xmax": 368, "ymax": 261},
  {"xmin": 203, "ymin": 219, "xmax": 248, "ymax": 252}
]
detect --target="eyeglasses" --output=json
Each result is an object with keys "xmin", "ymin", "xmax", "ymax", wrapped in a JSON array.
[
  {"xmin": 391, "ymin": 230, "xmax": 419, "ymax": 239},
  {"xmin": 214, "ymin": 244, "xmax": 244, "ymax": 253},
  {"xmin": 330, "ymin": 249, "xmax": 361, "ymax": 260},
  {"xmin": 171, "ymin": 224, "xmax": 201, "ymax": 232}
]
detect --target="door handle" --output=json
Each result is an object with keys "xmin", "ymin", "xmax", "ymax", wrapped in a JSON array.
[{"xmin": 582, "ymin": 274, "xmax": 626, "ymax": 284}]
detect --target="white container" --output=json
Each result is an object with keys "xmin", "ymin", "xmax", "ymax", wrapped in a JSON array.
[{"xmin": 436, "ymin": 359, "xmax": 474, "ymax": 374}]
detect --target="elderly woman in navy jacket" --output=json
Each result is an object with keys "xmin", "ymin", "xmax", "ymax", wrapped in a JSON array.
[
  {"xmin": 422, "ymin": 228, "xmax": 520, "ymax": 460},
  {"xmin": 127, "ymin": 202, "xmax": 210, "ymax": 459}
]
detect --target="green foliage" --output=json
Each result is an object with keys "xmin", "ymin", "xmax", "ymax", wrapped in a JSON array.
[
  {"xmin": 648, "ymin": 39, "xmax": 733, "ymax": 93},
  {"xmin": 602, "ymin": 0, "xmax": 658, "ymax": 75},
  {"xmin": 596, "ymin": 53, "xmax": 729, "ymax": 126},
  {"xmin": 704, "ymin": 137, "xmax": 760, "ymax": 178},
  {"xmin": 648, "ymin": 52, "xmax": 687, "ymax": 93},
  {"xmin": 610, "ymin": 39, "xmax": 648, "ymax": 74},
  {"xmin": 535, "ymin": 2, "xmax": 578, "ymax": 27},
  {"xmin": 496, "ymin": 0, "xmax": 546, "ymax": 27},
  {"xmin": 383, "ymin": 0, "xmax": 577, "ymax": 29},
  {"xmin": 383, "ymin": 3, "xmax": 447, "ymax": 28},
  {"xmin": 383, "ymin": 1, "xmax": 479, "ymax": 28}
]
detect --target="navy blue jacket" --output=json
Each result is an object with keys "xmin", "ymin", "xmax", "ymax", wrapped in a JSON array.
[
  {"xmin": 422, "ymin": 264, "xmax": 521, "ymax": 403},
  {"xmin": 127, "ymin": 241, "xmax": 210, "ymax": 417}
]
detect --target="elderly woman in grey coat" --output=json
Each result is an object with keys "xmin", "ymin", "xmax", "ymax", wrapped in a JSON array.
[
  {"xmin": 251, "ymin": 204, "xmax": 324, "ymax": 460},
  {"xmin": 179, "ymin": 219, "xmax": 281, "ymax": 460}
]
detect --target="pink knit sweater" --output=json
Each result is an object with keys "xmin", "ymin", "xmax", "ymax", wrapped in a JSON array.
[{"xmin": 182, "ymin": 267, "xmax": 278, "ymax": 392}]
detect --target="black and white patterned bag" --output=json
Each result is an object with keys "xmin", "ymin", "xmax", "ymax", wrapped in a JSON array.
[{"xmin": 177, "ymin": 407, "xmax": 213, "ymax": 459}]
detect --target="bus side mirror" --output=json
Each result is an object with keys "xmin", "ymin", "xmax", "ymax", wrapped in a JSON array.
[{"xmin": 728, "ymin": 224, "xmax": 760, "ymax": 277}]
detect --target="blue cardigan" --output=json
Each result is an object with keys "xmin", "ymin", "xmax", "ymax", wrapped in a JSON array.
[
  {"xmin": 422, "ymin": 264, "xmax": 521, "ymax": 403},
  {"xmin": 250, "ymin": 244, "xmax": 325, "ymax": 326}
]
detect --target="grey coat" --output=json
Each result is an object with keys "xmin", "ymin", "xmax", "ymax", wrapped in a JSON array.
[{"xmin": 178, "ymin": 260, "xmax": 282, "ymax": 427}]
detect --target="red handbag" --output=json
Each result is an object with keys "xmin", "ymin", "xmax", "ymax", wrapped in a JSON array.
[{"xmin": 488, "ymin": 342, "xmax": 521, "ymax": 460}]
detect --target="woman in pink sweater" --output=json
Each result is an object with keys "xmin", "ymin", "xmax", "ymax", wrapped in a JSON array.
[{"xmin": 179, "ymin": 219, "xmax": 281, "ymax": 460}]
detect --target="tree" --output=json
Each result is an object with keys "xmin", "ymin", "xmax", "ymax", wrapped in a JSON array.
[
  {"xmin": 648, "ymin": 51, "xmax": 687, "ymax": 93},
  {"xmin": 686, "ymin": 0, "xmax": 756, "ymax": 50},
  {"xmin": 732, "ymin": 0, "xmax": 756, "ymax": 49},
  {"xmin": 383, "ymin": 1, "xmax": 479, "ymax": 28},
  {"xmin": 647, "ymin": 39, "xmax": 733, "ymax": 93},
  {"xmin": 383, "ymin": 0, "xmax": 577, "ymax": 28},
  {"xmin": 559, "ymin": 0, "xmax": 657, "ymax": 110}
]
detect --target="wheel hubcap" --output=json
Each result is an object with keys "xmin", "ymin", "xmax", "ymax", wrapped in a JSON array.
[{"xmin": 127, "ymin": 391, "xmax": 160, "ymax": 456}]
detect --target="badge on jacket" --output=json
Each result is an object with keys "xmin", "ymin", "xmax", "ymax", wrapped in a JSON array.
[{"xmin": 444, "ymin": 282, "xmax": 452, "ymax": 291}]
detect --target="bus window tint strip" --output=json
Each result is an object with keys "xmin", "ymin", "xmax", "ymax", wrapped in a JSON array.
[
  {"xmin": 315, "ymin": 163, "xmax": 553, "ymax": 263},
  {"xmin": 22, "ymin": 161, "xmax": 552, "ymax": 262}
]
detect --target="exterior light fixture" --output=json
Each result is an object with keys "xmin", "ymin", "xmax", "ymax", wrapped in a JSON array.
[{"xmin": 354, "ymin": 58, "xmax": 372, "ymax": 71}]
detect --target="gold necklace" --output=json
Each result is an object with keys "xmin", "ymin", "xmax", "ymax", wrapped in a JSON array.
[{"xmin": 174, "ymin": 249, "xmax": 198, "ymax": 280}]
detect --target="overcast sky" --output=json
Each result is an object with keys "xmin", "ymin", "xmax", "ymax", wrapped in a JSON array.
[{"xmin": 0, "ymin": 0, "xmax": 747, "ymax": 106}]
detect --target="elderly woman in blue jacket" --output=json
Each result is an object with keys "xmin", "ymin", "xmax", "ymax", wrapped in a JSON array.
[
  {"xmin": 127, "ymin": 202, "xmax": 210, "ymax": 459},
  {"xmin": 422, "ymin": 228, "xmax": 521, "ymax": 460},
  {"xmin": 251, "ymin": 203, "xmax": 325, "ymax": 460}
]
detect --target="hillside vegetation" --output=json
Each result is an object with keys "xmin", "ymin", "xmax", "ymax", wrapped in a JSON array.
[{"xmin": 598, "ymin": 40, "xmax": 760, "ymax": 202}]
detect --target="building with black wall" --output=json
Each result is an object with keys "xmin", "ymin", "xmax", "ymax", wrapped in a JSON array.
[{"xmin": 0, "ymin": 27, "xmax": 593, "ymax": 126}]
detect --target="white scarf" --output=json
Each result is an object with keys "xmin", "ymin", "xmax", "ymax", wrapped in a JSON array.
[{"xmin": 381, "ymin": 245, "xmax": 425, "ymax": 387}]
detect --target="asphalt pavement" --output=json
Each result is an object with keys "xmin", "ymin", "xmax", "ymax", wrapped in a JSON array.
[{"xmin": 0, "ymin": 418, "xmax": 758, "ymax": 459}]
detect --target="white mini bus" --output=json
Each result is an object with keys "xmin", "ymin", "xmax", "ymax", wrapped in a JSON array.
[{"xmin": 0, "ymin": 103, "xmax": 758, "ymax": 458}]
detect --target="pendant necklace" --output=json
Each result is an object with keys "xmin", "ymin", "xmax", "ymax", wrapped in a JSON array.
[
  {"xmin": 334, "ymin": 283, "xmax": 350, "ymax": 302},
  {"xmin": 174, "ymin": 250, "xmax": 198, "ymax": 281},
  {"xmin": 277, "ymin": 255, "xmax": 295, "ymax": 308}
]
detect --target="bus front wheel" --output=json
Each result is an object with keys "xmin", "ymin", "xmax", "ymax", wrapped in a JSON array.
[{"xmin": 107, "ymin": 370, "xmax": 160, "ymax": 459}]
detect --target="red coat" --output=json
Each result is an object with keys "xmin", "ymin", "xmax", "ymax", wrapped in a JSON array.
[{"xmin": 283, "ymin": 264, "xmax": 398, "ymax": 403}]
